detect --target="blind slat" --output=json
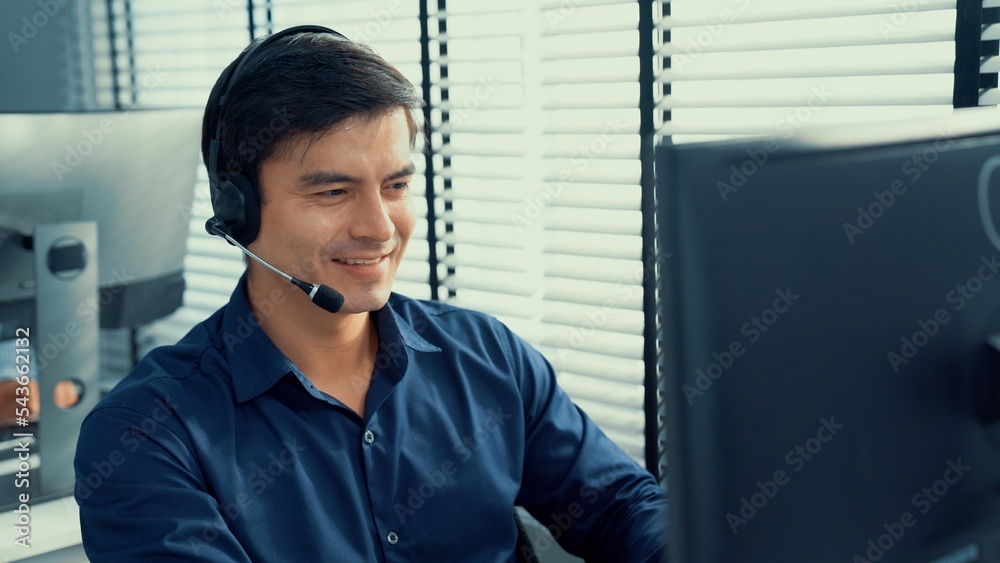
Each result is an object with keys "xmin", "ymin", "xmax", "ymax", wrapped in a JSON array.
[
  {"xmin": 659, "ymin": 92, "xmax": 953, "ymax": 109},
  {"xmin": 658, "ymin": 31, "xmax": 955, "ymax": 56},
  {"xmin": 661, "ymin": 61, "xmax": 955, "ymax": 82},
  {"xmin": 660, "ymin": 2, "xmax": 954, "ymax": 28}
]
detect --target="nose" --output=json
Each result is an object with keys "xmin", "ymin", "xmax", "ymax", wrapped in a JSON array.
[{"xmin": 349, "ymin": 189, "xmax": 394, "ymax": 243}]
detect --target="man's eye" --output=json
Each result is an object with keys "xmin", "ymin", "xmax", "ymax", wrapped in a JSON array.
[
  {"xmin": 389, "ymin": 182, "xmax": 409, "ymax": 191},
  {"xmin": 319, "ymin": 189, "xmax": 344, "ymax": 197}
]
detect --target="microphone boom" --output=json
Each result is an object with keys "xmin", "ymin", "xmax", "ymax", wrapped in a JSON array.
[{"xmin": 207, "ymin": 219, "xmax": 345, "ymax": 313}]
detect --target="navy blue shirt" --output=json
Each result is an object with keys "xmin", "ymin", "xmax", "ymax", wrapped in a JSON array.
[{"xmin": 74, "ymin": 278, "xmax": 667, "ymax": 561}]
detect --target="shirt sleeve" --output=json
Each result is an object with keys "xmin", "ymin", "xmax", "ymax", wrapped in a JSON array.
[
  {"xmin": 504, "ymin": 326, "xmax": 669, "ymax": 563},
  {"xmin": 74, "ymin": 404, "xmax": 252, "ymax": 562}
]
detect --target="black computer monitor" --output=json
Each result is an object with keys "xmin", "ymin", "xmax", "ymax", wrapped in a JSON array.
[{"xmin": 658, "ymin": 108, "xmax": 1000, "ymax": 563}]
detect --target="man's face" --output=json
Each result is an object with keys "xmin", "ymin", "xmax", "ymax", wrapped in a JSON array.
[{"xmin": 252, "ymin": 108, "xmax": 416, "ymax": 314}]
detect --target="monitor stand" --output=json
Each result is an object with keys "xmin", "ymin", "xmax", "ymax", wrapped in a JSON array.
[{"xmin": 0, "ymin": 221, "xmax": 101, "ymax": 529}]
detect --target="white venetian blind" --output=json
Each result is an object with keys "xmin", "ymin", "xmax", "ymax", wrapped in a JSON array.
[
  {"xmin": 657, "ymin": 0, "xmax": 960, "ymax": 144},
  {"xmin": 427, "ymin": 0, "xmax": 648, "ymax": 461},
  {"xmin": 85, "ymin": 0, "xmax": 113, "ymax": 108}
]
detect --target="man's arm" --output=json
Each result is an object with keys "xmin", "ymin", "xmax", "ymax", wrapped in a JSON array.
[
  {"xmin": 74, "ymin": 405, "xmax": 251, "ymax": 562},
  {"xmin": 504, "ymin": 326, "xmax": 668, "ymax": 562}
]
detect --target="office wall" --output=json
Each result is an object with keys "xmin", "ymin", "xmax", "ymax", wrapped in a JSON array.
[{"xmin": 0, "ymin": 0, "xmax": 94, "ymax": 111}]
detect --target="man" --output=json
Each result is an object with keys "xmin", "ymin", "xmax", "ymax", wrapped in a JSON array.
[{"xmin": 74, "ymin": 26, "xmax": 667, "ymax": 562}]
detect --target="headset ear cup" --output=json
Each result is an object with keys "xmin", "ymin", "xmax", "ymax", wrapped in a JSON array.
[
  {"xmin": 213, "ymin": 175, "xmax": 260, "ymax": 246},
  {"xmin": 236, "ymin": 175, "xmax": 261, "ymax": 246}
]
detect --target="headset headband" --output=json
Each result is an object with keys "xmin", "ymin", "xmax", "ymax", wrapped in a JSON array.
[{"xmin": 208, "ymin": 25, "xmax": 346, "ymax": 190}]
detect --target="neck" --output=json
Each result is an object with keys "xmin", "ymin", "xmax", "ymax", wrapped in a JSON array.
[{"xmin": 246, "ymin": 272, "xmax": 378, "ymax": 398}]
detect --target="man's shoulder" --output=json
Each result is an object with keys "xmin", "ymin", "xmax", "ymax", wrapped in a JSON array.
[{"xmin": 95, "ymin": 310, "xmax": 230, "ymax": 416}]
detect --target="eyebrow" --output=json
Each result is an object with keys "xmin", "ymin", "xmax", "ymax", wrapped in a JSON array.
[{"xmin": 296, "ymin": 163, "xmax": 417, "ymax": 188}]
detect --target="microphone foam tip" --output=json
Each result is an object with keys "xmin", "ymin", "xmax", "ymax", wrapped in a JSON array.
[{"xmin": 313, "ymin": 285, "xmax": 345, "ymax": 314}]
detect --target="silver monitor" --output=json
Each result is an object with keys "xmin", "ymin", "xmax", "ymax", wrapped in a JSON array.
[{"xmin": 0, "ymin": 109, "xmax": 201, "ymax": 329}]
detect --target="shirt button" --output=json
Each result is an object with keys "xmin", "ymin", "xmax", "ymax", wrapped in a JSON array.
[
  {"xmin": 364, "ymin": 429, "xmax": 375, "ymax": 444},
  {"xmin": 386, "ymin": 531, "xmax": 398, "ymax": 545}
]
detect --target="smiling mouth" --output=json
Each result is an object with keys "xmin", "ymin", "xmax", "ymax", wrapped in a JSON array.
[{"xmin": 336, "ymin": 257, "xmax": 385, "ymax": 265}]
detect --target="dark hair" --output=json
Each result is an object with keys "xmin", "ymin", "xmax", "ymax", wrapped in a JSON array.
[{"xmin": 201, "ymin": 31, "xmax": 424, "ymax": 205}]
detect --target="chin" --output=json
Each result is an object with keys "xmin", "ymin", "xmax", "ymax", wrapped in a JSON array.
[{"xmin": 340, "ymin": 287, "xmax": 392, "ymax": 314}]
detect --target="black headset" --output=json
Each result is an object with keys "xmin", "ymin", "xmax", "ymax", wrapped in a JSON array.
[{"xmin": 205, "ymin": 25, "xmax": 347, "ymax": 247}]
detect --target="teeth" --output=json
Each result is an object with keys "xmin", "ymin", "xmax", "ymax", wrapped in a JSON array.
[{"xmin": 338, "ymin": 257, "xmax": 380, "ymax": 265}]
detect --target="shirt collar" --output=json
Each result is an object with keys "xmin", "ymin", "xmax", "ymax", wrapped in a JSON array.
[
  {"xmin": 382, "ymin": 293, "xmax": 441, "ymax": 354},
  {"xmin": 222, "ymin": 277, "xmax": 439, "ymax": 403}
]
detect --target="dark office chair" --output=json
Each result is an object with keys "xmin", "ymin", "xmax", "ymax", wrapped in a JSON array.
[{"xmin": 514, "ymin": 509, "xmax": 539, "ymax": 563}]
